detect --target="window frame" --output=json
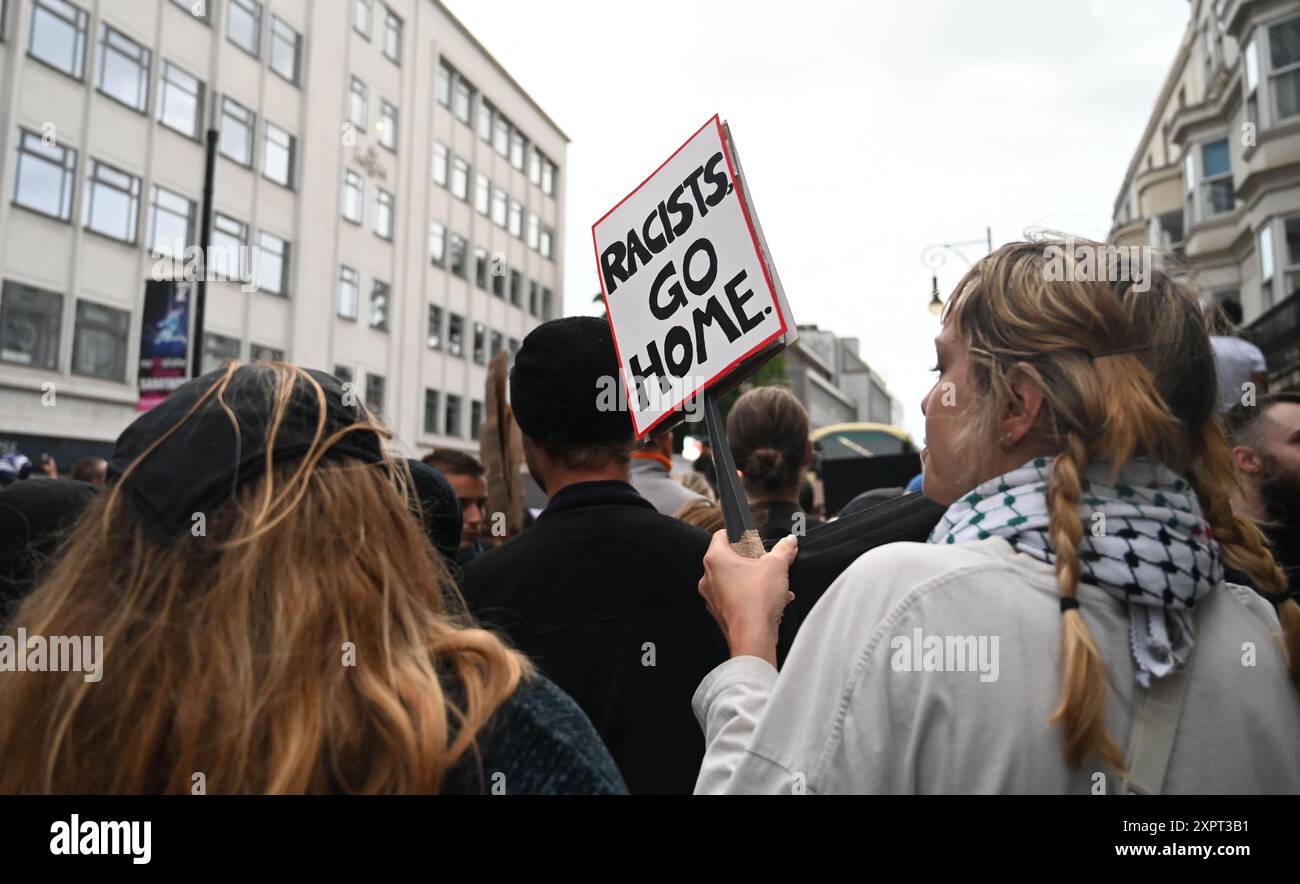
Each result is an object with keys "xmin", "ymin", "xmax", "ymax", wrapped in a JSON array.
[
  {"xmin": 0, "ymin": 280, "xmax": 64, "ymax": 370},
  {"xmin": 338, "ymin": 264, "xmax": 360, "ymax": 320},
  {"xmin": 95, "ymin": 21, "xmax": 151, "ymax": 113},
  {"xmin": 226, "ymin": 0, "xmax": 263, "ymax": 58},
  {"xmin": 157, "ymin": 60, "xmax": 204, "ymax": 139},
  {"xmin": 424, "ymin": 388, "xmax": 440, "ymax": 435},
  {"xmin": 71, "ymin": 297, "xmax": 130, "ymax": 381},
  {"xmin": 382, "ymin": 6, "xmax": 402, "ymax": 63},
  {"xmin": 374, "ymin": 188, "xmax": 394, "ymax": 240},
  {"xmin": 218, "ymin": 95, "xmax": 256, "ymax": 167},
  {"xmin": 262, "ymin": 121, "xmax": 296, "ymax": 189},
  {"xmin": 27, "ymin": 0, "xmax": 89, "ymax": 82},
  {"xmin": 82, "ymin": 157, "xmax": 141, "ymax": 244},
  {"xmin": 12, "ymin": 127, "xmax": 78, "ymax": 222},
  {"xmin": 148, "ymin": 184, "xmax": 194, "ymax": 258},
  {"xmin": 341, "ymin": 169, "xmax": 364, "ymax": 224},
  {"xmin": 255, "ymin": 229, "xmax": 289, "ymax": 297},
  {"xmin": 378, "ymin": 99, "xmax": 399, "ymax": 151},
  {"xmin": 369, "ymin": 279, "xmax": 390, "ymax": 331},
  {"xmin": 269, "ymin": 15, "xmax": 301, "ymax": 85}
]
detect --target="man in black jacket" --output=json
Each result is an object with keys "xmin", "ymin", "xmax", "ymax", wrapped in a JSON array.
[{"xmin": 461, "ymin": 316, "xmax": 726, "ymax": 794}]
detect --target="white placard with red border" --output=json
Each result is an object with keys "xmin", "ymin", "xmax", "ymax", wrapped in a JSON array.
[{"xmin": 593, "ymin": 115, "xmax": 788, "ymax": 439}]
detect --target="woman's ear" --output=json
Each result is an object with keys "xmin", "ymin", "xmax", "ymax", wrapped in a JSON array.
[{"xmin": 1002, "ymin": 365, "xmax": 1046, "ymax": 445}]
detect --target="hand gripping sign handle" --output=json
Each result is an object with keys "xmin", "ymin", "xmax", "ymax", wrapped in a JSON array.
[{"xmin": 702, "ymin": 388, "xmax": 764, "ymax": 559}]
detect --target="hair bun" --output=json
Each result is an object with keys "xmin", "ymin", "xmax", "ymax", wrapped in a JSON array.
[{"xmin": 745, "ymin": 448, "xmax": 785, "ymax": 479}]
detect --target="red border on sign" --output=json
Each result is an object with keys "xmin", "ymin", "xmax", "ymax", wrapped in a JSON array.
[{"xmin": 591, "ymin": 114, "xmax": 788, "ymax": 439}]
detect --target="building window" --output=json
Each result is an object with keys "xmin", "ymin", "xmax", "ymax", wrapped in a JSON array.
[
  {"xmin": 148, "ymin": 185, "xmax": 193, "ymax": 257},
  {"xmin": 348, "ymin": 77, "xmax": 368, "ymax": 130},
  {"xmin": 447, "ymin": 313, "xmax": 464, "ymax": 357},
  {"xmin": 158, "ymin": 61, "xmax": 204, "ymax": 138},
  {"xmin": 334, "ymin": 364, "xmax": 354, "ymax": 385},
  {"xmin": 429, "ymin": 221, "xmax": 446, "ymax": 266},
  {"xmin": 473, "ymin": 322, "xmax": 486, "ymax": 364},
  {"xmin": 369, "ymin": 280, "xmax": 389, "ymax": 331},
  {"xmin": 509, "ymin": 269, "xmax": 522, "ymax": 307},
  {"xmin": 424, "ymin": 389, "xmax": 440, "ymax": 434},
  {"xmin": 1283, "ymin": 214, "xmax": 1300, "ymax": 302},
  {"xmin": 445, "ymin": 394, "xmax": 462, "ymax": 437},
  {"xmin": 211, "ymin": 213, "xmax": 248, "ymax": 281},
  {"xmin": 383, "ymin": 7, "xmax": 402, "ymax": 63},
  {"xmin": 492, "ymin": 266, "xmax": 505, "ymax": 299},
  {"xmin": 493, "ymin": 114, "xmax": 509, "ymax": 157},
  {"xmin": 492, "ymin": 187, "xmax": 507, "ymax": 228},
  {"xmin": 1200, "ymin": 138, "xmax": 1234, "ymax": 217},
  {"xmin": 528, "ymin": 280, "xmax": 539, "ymax": 317},
  {"xmin": 526, "ymin": 213, "xmax": 540, "ymax": 250},
  {"xmin": 0, "ymin": 281, "xmax": 63, "ymax": 369},
  {"xmin": 474, "ymin": 172, "xmax": 490, "ymax": 215},
  {"xmin": 529, "ymin": 147, "xmax": 542, "ymax": 186},
  {"xmin": 474, "ymin": 247, "xmax": 488, "ymax": 289},
  {"xmin": 256, "ymin": 231, "xmax": 288, "ymax": 296},
  {"xmin": 470, "ymin": 400, "xmax": 483, "ymax": 441},
  {"xmin": 450, "ymin": 156, "xmax": 469, "ymax": 201},
  {"xmin": 338, "ymin": 265, "xmax": 359, "ymax": 319},
  {"xmin": 353, "ymin": 0, "xmax": 372, "ymax": 38},
  {"xmin": 489, "ymin": 330, "xmax": 502, "ymax": 359},
  {"xmin": 452, "ymin": 235, "xmax": 467, "ymax": 275},
  {"xmin": 269, "ymin": 16, "xmax": 300, "ymax": 83},
  {"xmin": 1259, "ymin": 223, "xmax": 1275, "ymax": 310},
  {"xmin": 83, "ymin": 159, "xmax": 140, "ymax": 243},
  {"xmin": 251, "ymin": 343, "xmax": 283, "ymax": 363},
  {"xmin": 542, "ymin": 157, "xmax": 557, "ymax": 196},
  {"xmin": 227, "ymin": 0, "xmax": 262, "ymax": 57},
  {"xmin": 263, "ymin": 122, "xmax": 295, "ymax": 188},
  {"xmin": 542, "ymin": 287, "xmax": 553, "ymax": 321},
  {"xmin": 541, "ymin": 228, "xmax": 554, "ymax": 260},
  {"xmin": 169, "ymin": 0, "xmax": 210, "ymax": 23},
  {"xmin": 72, "ymin": 299, "xmax": 129, "ymax": 381},
  {"xmin": 378, "ymin": 100, "xmax": 398, "ymax": 151},
  {"xmin": 508, "ymin": 200, "xmax": 523, "ymax": 239},
  {"xmin": 510, "ymin": 131, "xmax": 526, "ymax": 171},
  {"xmin": 341, "ymin": 169, "xmax": 363, "ymax": 223},
  {"xmin": 427, "ymin": 304, "xmax": 443, "ymax": 349},
  {"xmin": 432, "ymin": 142, "xmax": 448, "ymax": 186},
  {"xmin": 508, "ymin": 337, "xmax": 520, "ymax": 364},
  {"xmin": 1268, "ymin": 14, "xmax": 1300, "ymax": 122},
  {"xmin": 28, "ymin": 0, "xmax": 88, "ymax": 80},
  {"xmin": 453, "ymin": 73, "xmax": 473, "ymax": 126},
  {"xmin": 365, "ymin": 373, "xmax": 385, "ymax": 415},
  {"xmin": 478, "ymin": 97, "xmax": 494, "ymax": 142},
  {"xmin": 435, "ymin": 59, "xmax": 451, "ymax": 107},
  {"xmin": 1245, "ymin": 35, "xmax": 1261, "ymax": 128},
  {"xmin": 12, "ymin": 128, "xmax": 77, "ymax": 221},
  {"xmin": 218, "ymin": 96, "xmax": 255, "ymax": 167},
  {"xmin": 202, "ymin": 332, "xmax": 241, "ymax": 374},
  {"xmin": 375, "ymin": 189, "xmax": 394, "ymax": 240},
  {"xmin": 96, "ymin": 23, "xmax": 150, "ymax": 112}
]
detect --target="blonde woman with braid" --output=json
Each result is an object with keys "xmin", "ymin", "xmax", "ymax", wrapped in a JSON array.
[
  {"xmin": 693, "ymin": 239, "xmax": 1300, "ymax": 794},
  {"xmin": 0, "ymin": 363, "xmax": 625, "ymax": 794}
]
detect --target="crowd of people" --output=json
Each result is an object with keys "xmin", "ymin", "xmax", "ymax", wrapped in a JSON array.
[{"xmin": 0, "ymin": 237, "xmax": 1297, "ymax": 794}]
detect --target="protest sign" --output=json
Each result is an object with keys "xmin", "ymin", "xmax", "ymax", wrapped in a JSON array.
[{"xmin": 593, "ymin": 115, "xmax": 791, "ymax": 439}]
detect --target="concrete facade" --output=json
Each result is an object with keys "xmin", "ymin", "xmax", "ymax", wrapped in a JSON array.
[{"xmin": 0, "ymin": 0, "xmax": 566, "ymax": 461}]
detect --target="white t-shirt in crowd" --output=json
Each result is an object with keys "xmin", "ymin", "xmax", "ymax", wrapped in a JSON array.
[{"xmin": 1211, "ymin": 335, "xmax": 1266, "ymax": 412}]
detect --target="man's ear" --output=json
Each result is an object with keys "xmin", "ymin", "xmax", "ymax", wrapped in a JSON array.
[{"xmin": 1232, "ymin": 444, "xmax": 1262, "ymax": 476}]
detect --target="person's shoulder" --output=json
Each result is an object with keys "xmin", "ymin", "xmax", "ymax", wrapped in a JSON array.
[
  {"xmin": 817, "ymin": 537, "xmax": 1042, "ymax": 626},
  {"xmin": 1214, "ymin": 579, "xmax": 1286, "ymax": 634},
  {"xmin": 470, "ymin": 674, "xmax": 628, "ymax": 795}
]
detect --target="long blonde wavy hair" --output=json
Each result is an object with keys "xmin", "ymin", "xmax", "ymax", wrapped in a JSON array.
[
  {"xmin": 944, "ymin": 239, "xmax": 1299, "ymax": 770},
  {"xmin": 0, "ymin": 362, "xmax": 529, "ymax": 793}
]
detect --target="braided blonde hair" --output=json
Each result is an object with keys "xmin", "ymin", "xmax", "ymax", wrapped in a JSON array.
[{"xmin": 945, "ymin": 239, "xmax": 1297, "ymax": 769}]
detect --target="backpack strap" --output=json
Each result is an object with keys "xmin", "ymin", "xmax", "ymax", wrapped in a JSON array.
[{"xmin": 1117, "ymin": 643, "xmax": 1196, "ymax": 795}]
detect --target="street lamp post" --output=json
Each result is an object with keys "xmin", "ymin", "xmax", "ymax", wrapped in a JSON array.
[{"xmin": 921, "ymin": 226, "xmax": 993, "ymax": 315}]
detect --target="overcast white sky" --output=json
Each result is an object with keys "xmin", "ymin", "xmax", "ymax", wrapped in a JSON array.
[{"xmin": 443, "ymin": 0, "xmax": 1189, "ymax": 442}]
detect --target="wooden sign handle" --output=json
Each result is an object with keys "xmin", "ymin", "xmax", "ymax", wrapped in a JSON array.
[{"xmin": 731, "ymin": 528, "xmax": 765, "ymax": 560}]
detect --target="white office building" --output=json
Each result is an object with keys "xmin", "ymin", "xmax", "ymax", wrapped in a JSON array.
[{"xmin": 0, "ymin": 0, "xmax": 567, "ymax": 465}]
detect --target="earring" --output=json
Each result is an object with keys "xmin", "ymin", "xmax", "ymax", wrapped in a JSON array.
[{"xmin": 1000, "ymin": 432, "xmax": 1014, "ymax": 452}]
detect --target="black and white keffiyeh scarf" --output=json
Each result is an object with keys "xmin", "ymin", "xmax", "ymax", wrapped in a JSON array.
[{"xmin": 928, "ymin": 456, "xmax": 1222, "ymax": 687}]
